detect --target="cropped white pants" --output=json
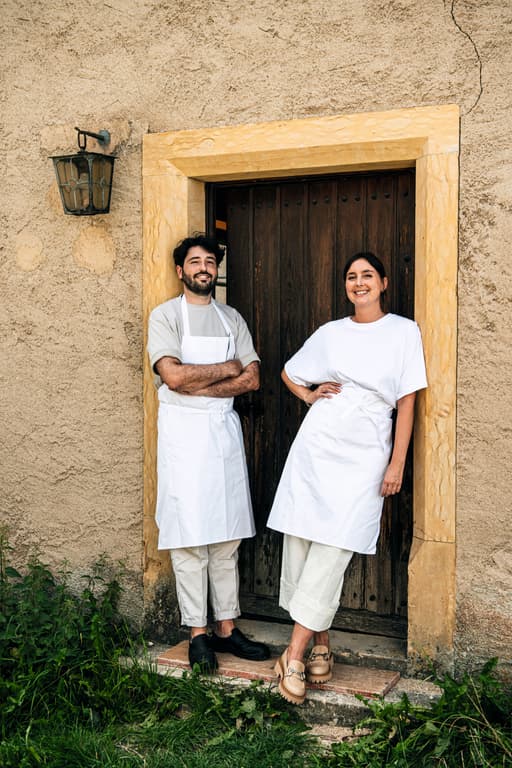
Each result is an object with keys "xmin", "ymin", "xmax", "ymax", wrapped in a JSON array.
[
  {"xmin": 279, "ymin": 534, "xmax": 354, "ymax": 632},
  {"xmin": 170, "ymin": 539, "xmax": 241, "ymax": 627}
]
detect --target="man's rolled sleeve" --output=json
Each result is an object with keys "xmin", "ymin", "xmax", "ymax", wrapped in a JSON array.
[
  {"xmin": 147, "ymin": 307, "xmax": 182, "ymax": 373},
  {"xmin": 233, "ymin": 312, "xmax": 260, "ymax": 369}
]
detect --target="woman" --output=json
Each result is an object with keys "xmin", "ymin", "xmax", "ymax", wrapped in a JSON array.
[{"xmin": 267, "ymin": 252, "xmax": 427, "ymax": 705}]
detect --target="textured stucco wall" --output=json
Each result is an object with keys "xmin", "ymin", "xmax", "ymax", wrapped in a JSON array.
[{"xmin": 1, "ymin": 0, "xmax": 511, "ymax": 670}]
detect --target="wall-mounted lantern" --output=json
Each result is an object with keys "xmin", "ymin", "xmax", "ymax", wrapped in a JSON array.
[{"xmin": 51, "ymin": 127, "xmax": 116, "ymax": 215}]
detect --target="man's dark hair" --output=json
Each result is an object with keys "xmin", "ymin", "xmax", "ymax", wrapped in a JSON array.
[{"xmin": 173, "ymin": 234, "xmax": 225, "ymax": 268}]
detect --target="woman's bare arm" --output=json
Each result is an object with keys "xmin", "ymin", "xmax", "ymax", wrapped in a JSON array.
[{"xmin": 380, "ymin": 392, "xmax": 416, "ymax": 497}]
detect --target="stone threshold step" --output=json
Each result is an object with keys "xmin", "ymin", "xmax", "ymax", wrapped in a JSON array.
[
  {"xmin": 150, "ymin": 644, "xmax": 440, "ymax": 727},
  {"xmin": 151, "ymin": 619, "xmax": 442, "ymax": 727},
  {"xmin": 150, "ymin": 633, "xmax": 441, "ymax": 727},
  {"xmin": 157, "ymin": 639, "xmax": 400, "ymax": 699},
  {"xmin": 179, "ymin": 617, "xmax": 409, "ymax": 673}
]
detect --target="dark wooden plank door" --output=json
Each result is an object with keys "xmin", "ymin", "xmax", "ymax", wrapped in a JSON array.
[{"xmin": 208, "ymin": 170, "xmax": 415, "ymax": 638}]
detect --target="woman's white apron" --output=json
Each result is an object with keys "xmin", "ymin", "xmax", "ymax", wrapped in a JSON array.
[
  {"xmin": 267, "ymin": 383, "xmax": 393, "ymax": 554},
  {"xmin": 155, "ymin": 296, "xmax": 255, "ymax": 549}
]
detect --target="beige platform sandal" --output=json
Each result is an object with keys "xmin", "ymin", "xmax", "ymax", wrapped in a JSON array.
[
  {"xmin": 274, "ymin": 649, "xmax": 306, "ymax": 705},
  {"xmin": 305, "ymin": 644, "xmax": 334, "ymax": 683}
]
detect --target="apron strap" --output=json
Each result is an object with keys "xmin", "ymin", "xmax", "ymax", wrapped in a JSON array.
[
  {"xmin": 211, "ymin": 299, "xmax": 231, "ymax": 334},
  {"xmin": 212, "ymin": 300, "xmax": 235, "ymax": 359},
  {"xmin": 180, "ymin": 294, "xmax": 192, "ymax": 336}
]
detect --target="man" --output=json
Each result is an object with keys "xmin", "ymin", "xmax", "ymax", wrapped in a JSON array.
[{"xmin": 147, "ymin": 234, "xmax": 269, "ymax": 670}]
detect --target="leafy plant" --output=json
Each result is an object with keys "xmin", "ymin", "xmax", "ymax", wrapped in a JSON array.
[
  {"xmin": 325, "ymin": 659, "xmax": 512, "ymax": 767},
  {"xmin": 2, "ymin": 532, "xmax": 511, "ymax": 767},
  {"xmin": 0, "ymin": 532, "xmax": 134, "ymax": 734},
  {"xmin": 0, "ymin": 534, "xmax": 315, "ymax": 766}
]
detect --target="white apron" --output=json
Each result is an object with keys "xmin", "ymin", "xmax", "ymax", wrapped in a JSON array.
[
  {"xmin": 267, "ymin": 383, "xmax": 393, "ymax": 555},
  {"xmin": 156, "ymin": 296, "xmax": 255, "ymax": 550}
]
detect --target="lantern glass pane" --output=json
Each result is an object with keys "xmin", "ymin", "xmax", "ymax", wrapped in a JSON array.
[
  {"xmin": 91, "ymin": 156, "xmax": 114, "ymax": 211},
  {"xmin": 55, "ymin": 156, "xmax": 91, "ymax": 212}
]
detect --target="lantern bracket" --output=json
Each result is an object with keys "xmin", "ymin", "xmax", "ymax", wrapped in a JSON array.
[{"xmin": 74, "ymin": 127, "xmax": 111, "ymax": 151}]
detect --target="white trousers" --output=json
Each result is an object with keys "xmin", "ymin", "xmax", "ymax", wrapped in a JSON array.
[
  {"xmin": 279, "ymin": 534, "xmax": 354, "ymax": 632},
  {"xmin": 170, "ymin": 539, "xmax": 241, "ymax": 627}
]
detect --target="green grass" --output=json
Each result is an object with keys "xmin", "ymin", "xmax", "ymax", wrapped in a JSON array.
[
  {"xmin": 0, "ymin": 531, "xmax": 315, "ymax": 766},
  {"xmin": 319, "ymin": 662, "xmax": 512, "ymax": 768},
  {"xmin": 1, "ymin": 531, "xmax": 511, "ymax": 767}
]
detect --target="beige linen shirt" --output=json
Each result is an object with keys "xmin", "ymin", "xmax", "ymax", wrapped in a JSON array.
[{"xmin": 147, "ymin": 296, "xmax": 260, "ymax": 389}]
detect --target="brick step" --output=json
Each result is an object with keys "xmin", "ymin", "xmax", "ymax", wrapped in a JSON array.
[{"xmin": 150, "ymin": 619, "xmax": 441, "ymax": 727}]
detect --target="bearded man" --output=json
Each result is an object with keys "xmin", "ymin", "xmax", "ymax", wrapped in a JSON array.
[{"xmin": 147, "ymin": 234, "xmax": 269, "ymax": 671}]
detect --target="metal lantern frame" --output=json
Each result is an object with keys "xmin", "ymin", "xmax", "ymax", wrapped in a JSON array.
[{"xmin": 51, "ymin": 127, "xmax": 116, "ymax": 215}]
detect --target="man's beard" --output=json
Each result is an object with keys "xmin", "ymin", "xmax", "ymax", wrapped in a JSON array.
[{"xmin": 181, "ymin": 271, "xmax": 218, "ymax": 296}]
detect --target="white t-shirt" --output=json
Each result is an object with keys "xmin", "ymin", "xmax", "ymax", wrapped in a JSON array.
[{"xmin": 285, "ymin": 313, "xmax": 427, "ymax": 408}]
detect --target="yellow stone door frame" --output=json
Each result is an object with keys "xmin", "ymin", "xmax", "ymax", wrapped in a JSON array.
[{"xmin": 142, "ymin": 104, "xmax": 459, "ymax": 665}]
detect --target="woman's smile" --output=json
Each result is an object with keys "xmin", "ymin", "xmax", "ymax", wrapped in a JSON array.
[{"xmin": 345, "ymin": 257, "xmax": 388, "ymax": 317}]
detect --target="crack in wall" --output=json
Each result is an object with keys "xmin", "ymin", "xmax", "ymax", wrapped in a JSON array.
[{"xmin": 449, "ymin": 0, "xmax": 483, "ymax": 115}]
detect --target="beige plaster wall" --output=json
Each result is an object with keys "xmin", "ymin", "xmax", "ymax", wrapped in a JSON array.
[{"xmin": 1, "ymin": 0, "xmax": 511, "ymax": 670}]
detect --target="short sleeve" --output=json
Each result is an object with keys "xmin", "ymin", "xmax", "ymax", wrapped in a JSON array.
[
  {"xmin": 284, "ymin": 326, "xmax": 330, "ymax": 387},
  {"xmin": 147, "ymin": 305, "xmax": 182, "ymax": 372},
  {"xmin": 396, "ymin": 323, "xmax": 428, "ymax": 400},
  {"xmin": 232, "ymin": 310, "xmax": 260, "ymax": 368}
]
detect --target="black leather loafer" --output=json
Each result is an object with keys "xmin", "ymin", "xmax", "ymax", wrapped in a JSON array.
[
  {"xmin": 189, "ymin": 633, "xmax": 218, "ymax": 672},
  {"xmin": 210, "ymin": 628, "xmax": 270, "ymax": 661}
]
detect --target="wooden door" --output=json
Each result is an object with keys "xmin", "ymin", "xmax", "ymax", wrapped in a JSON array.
[{"xmin": 207, "ymin": 170, "xmax": 415, "ymax": 638}]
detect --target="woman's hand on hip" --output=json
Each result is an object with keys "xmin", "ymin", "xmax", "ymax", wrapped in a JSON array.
[
  {"xmin": 380, "ymin": 461, "xmax": 405, "ymax": 497},
  {"xmin": 305, "ymin": 382, "xmax": 342, "ymax": 406}
]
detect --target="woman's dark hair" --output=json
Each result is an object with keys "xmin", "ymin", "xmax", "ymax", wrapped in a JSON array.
[
  {"xmin": 343, "ymin": 252, "xmax": 388, "ymax": 309},
  {"xmin": 173, "ymin": 233, "xmax": 225, "ymax": 267},
  {"xmin": 343, "ymin": 251, "xmax": 387, "ymax": 281}
]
